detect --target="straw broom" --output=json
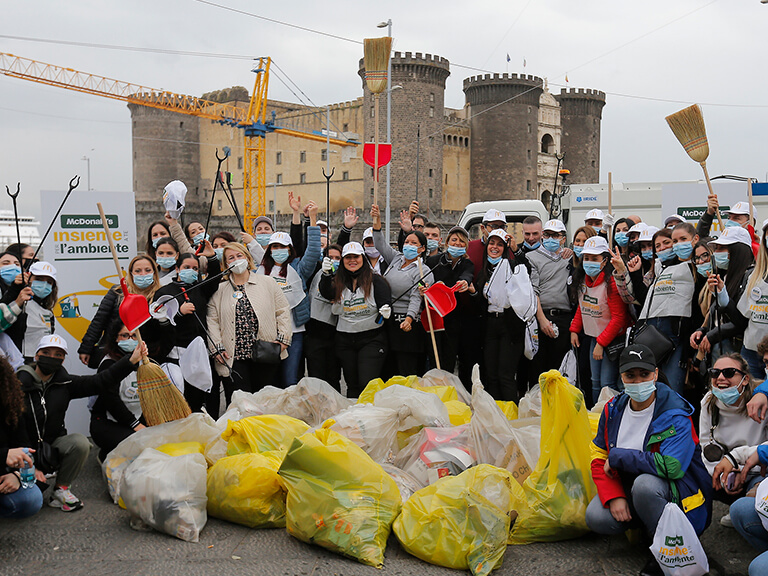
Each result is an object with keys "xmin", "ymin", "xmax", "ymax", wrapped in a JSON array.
[
  {"xmin": 364, "ymin": 37, "xmax": 393, "ymax": 207},
  {"xmin": 665, "ymin": 104, "xmax": 725, "ymax": 229},
  {"xmin": 97, "ymin": 203, "xmax": 191, "ymax": 426}
]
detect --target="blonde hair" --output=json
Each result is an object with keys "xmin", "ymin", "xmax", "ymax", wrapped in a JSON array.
[
  {"xmin": 748, "ymin": 229, "xmax": 768, "ymax": 294},
  {"xmin": 222, "ymin": 242, "xmax": 254, "ymax": 278},
  {"xmin": 126, "ymin": 255, "xmax": 160, "ymax": 300}
]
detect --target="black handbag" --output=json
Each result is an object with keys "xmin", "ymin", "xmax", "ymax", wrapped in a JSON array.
[
  {"xmin": 251, "ymin": 340, "xmax": 281, "ymax": 364},
  {"xmin": 28, "ymin": 395, "xmax": 61, "ymax": 474},
  {"xmin": 628, "ymin": 276, "xmax": 675, "ymax": 365},
  {"xmin": 604, "ymin": 333, "xmax": 627, "ymax": 362}
]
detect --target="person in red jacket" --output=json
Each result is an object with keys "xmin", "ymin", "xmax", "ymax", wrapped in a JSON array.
[{"xmin": 570, "ymin": 236, "xmax": 631, "ymax": 403}]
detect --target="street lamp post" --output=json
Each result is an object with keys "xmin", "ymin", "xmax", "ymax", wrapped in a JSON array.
[
  {"xmin": 377, "ymin": 19, "xmax": 392, "ymax": 239},
  {"xmin": 267, "ymin": 182, "xmax": 280, "ymax": 223},
  {"xmin": 81, "ymin": 155, "xmax": 91, "ymax": 190}
]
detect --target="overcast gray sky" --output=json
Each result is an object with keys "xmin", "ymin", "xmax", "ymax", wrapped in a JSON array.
[{"xmin": 1, "ymin": 0, "xmax": 766, "ymax": 221}]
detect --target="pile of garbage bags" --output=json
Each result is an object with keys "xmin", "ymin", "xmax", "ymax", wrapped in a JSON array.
[{"xmin": 103, "ymin": 370, "xmax": 597, "ymax": 573}]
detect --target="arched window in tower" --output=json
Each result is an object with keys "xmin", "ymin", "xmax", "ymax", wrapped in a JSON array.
[{"xmin": 541, "ymin": 133, "xmax": 555, "ymax": 154}]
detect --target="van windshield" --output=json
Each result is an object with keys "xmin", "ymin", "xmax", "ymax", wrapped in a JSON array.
[{"xmin": 466, "ymin": 216, "xmax": 527, "ymax": 245}]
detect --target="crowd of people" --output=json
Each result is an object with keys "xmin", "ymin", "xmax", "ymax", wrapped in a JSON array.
[{"xmin": 2, "ymin": 188, "xmax": 768, "ymax": 574}]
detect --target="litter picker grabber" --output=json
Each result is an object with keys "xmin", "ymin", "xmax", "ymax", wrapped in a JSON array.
[{"xmin": 29, "ymin": 175, "xmax": 79, "ymax": 267}]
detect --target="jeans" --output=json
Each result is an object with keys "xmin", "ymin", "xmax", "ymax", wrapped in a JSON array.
[
  {"xmin": 588, "ymin": 336, "xmax": 621, "ymax": 404},
  {"xmin": 730, "ymin": 497, "xmax": 768, "ymax": 575},
  {"xmin": 742, "ymin": 346, "xmax": 767, "ymax": 380},
  {"xmin": 281, "ymin": 332, "xmax": 304, "ymax": 388},
  {"xmin": 646, "ymin": 317, "xmax": 685, "ymax": 394},
  {"xmin": 586, "ymin": 473, "xmax": 672, "ymax": 537},
  {"xmin": 0, "ymin": 484, "xmax": 43, "ymax": 519}
]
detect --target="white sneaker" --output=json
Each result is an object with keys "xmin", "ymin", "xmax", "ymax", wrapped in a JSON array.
[
  {"xmin": 720, "ymin": 513, "xmax": 733, "ymax": 527},
  {"xmin": 48, "ymin": 486, "xmax": 84, "ymax": 512}
]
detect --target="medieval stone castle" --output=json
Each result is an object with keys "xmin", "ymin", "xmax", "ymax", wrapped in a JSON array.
[{"xmin": 129, "ymin": 50, "xmax": 605, "ymax": 240}]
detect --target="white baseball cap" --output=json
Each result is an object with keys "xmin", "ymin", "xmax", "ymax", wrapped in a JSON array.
[
  {"xmin": 29, "ymin": 261, "xmax": 57, "ymax": 281},
  {"xmin": 628, "ymin": 222, "xmax": 649, "ymax": 235},
  {"xmin": 581, "ymin": 236, "xmax": 610, "ymax": 256},
  {"xmin": 317, "ymin": 220, "xmax": 328, "ymax": 228},
  {"xmin": 710, "ymin": 226, "xmax": 752, "ymax": 247},
  {"xmin": 762, "ymin": 218, "xmax": 768, "ymax": 231},
  {"xmin": 585, "ymin": 209, "xmax": 604, "ymax": 222},
  {"xmin": 268, "ymin": 232, "xmax": 293, "ymax": 247},
  {"xmin": 36, "ymin": 333, "xmax": 68, "ymax": 354},
  {"xmin": 638, "ymin": 226, "xmax": 660, "ymax": 242},
  {"xmin": 483, "ymin": 209, "xmax": 506, "ymax": 224},
  {"xmin": 543, "ymin": 219, "xmax": 566, "ymax": 233},
  {"xmin": 724, "ymin": 201, "xmax": 758, "ymax": 219},
  {"xmin": 342, "ymin": 241, "xmax": 365, "ymax": 257},
  {"xmin": 362, "ymin": 227, "xmax": 374, "ymax": 241},
  {"xmin": 664, "ymin": 214, "xmax": 686, "ymax": 227},
  {"xmin": 487, "ymin": 229, "xmax": 509, "ymax": 243}
]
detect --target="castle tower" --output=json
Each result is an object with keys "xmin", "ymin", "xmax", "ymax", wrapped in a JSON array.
[
  {"xmin": 358, "ymin": 51, "xmax": 450, "ymax": 221},
  {"xmin": 554, "ymin": 88, "xmax": 606, "ymax": 184},
  {"xmin": 128, "ymin": 104, "xmax": 205, "ymax": 245},
  {"xmin": 463, "ymin": 73, "xmax": 543, "ymax": 201}
]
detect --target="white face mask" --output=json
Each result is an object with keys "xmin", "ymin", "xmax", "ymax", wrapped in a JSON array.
[{"xmin": 230, "ymin": 259, "xmax": 248, "ymax": 274}]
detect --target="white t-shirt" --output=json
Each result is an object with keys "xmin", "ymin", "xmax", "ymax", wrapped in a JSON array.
[{"xmin": 616, "ymin": 400, "xmax": 656, "ymax": 451}]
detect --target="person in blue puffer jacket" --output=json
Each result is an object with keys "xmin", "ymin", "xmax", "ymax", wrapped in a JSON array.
[
  {"xmin": 257, "ymin": 200, "xmax": 322, "ymax": 387},
  {"xmin": 587, "ymin": 343, "xmax": 713, "ymax": 576}
]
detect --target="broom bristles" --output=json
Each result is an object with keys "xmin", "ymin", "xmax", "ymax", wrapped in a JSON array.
[
  {"xmin": 665, "ymin": 104, "xmax": 709, "ymax": 164},
  {"xmin": 137, "ymin": 361, "xmax": 191, "ymax": 426},
  {"xmin": 364, "ymin": 37, "xmax": 393, "ymax": 94}
]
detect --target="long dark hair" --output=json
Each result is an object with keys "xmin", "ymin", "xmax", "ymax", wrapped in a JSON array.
[
  {"xmin": 104, "ymin": 318, "xmax": 128, "ymax": 360},
  {"xmin": 334, "ymin": 256, "xmax": 374, "ymax": 301},
  {"xmin": 211, "ymin": 231, "xmax": 236, "ymax": 246},
  {"xmin": 145, "ymin": 221, "xmax": 171, "ymax": 260},
  {"xmin": 0, "ymin": 355, "xmax": 25, "ymax": 428},
  {"xmin": 612, "ymin": 218, "xmax": 634, "ymax": 254},
  {"xmin": 261, "ymin": 244, "xmax": 296, "ymax": 278},
  {"xmin": 404, "ymin": 230, "xmax": 428, "ymax": 250},
  {"xmin": 716, "ymin": 242, "xmax": 754, "ymax": 298},
  {"xmin": 154, "ymin": 237, "xmax": 179, "ymax": 268},
  {"xmin": 476, "ymin": 236, "xmax": 514, "ymax": 289}
]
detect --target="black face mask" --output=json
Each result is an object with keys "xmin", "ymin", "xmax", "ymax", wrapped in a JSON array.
[
  {"xmin": 37, "ymin": 356, "xmax": 64, "ymax": 376},
  {"xmin": 347, "ymin": 268, "xmax": 362, "ymax": 278}
]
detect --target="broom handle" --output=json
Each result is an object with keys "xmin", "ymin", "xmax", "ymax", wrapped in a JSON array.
[
  {"xmin": 700, "ymin": 162, "xmax": 725, "ymax": 229},
  {"xmin": 418, "ymin": 259, "xmax": 441, "ymax": 370},
  {"xmin": 607, "ymin": 172, "xmax": 613, "ymax": 250},
  {"xmin": 97, "ymin": 203, "xmax": 149, "ymax": 365},
  {"xmin": 749, "ymin": 178, "xmax": 754, "ymax": 231},
  {"xmin": 373, "ymin": 93, "xmax": 380, "ymax": 206}
]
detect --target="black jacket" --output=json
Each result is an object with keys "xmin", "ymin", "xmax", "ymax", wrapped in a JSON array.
[
  {"xmin": 90, "ymin": 356, "xmax": 141, "ymax": 429},
  {"xmin": 0, "ymin": 411, "xmax": 34, "ymax": 475},
  {"xmin": 78, "ymin": 287, "xmax": 120, "ymax": 357},
  {"xmin": 18, "ymin": 356, "xmax": 135, "ymax": 447}
]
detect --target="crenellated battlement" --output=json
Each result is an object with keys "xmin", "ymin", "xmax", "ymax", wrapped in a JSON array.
[
  {"xmin": 557, "ymin": 87, "xmax": 606, "ymax": 100},
  {"xmin": 463, "ymin": 73, "xmax": 543, "ymax": 89}
]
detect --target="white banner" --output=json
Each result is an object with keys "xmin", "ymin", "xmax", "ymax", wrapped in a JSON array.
[
  {"xmin": 661, "ymin": 180, "xmax": 751, "ymax": 237},
  {"xmin": 41, "ymin": 190, "xmax": 137, "ymax": 435}
]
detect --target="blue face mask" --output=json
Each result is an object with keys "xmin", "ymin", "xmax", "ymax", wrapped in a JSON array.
[
  {"xmin": 724, "ymin": 219, "xmax": 740, "ymax": 228},
  {"xmin": 656, "ymin": 248, "xmax": 675, "ymax": 262},
  {"xmin": 192, "ymin": 232, "xmax": 209, "ymax": 246},
  {"xmin": 214, "ymin": 248, "xmax": 224, "ymax": 262},
  {"xmin": 623, "ymin": 380, "xmax": 656, "ymax": 403},
  {"xmin": 156, "ymin": 256, "xmax": 177, "ymax": 270},
  {"xmin": 573, "ymin": 246, "xmax": 584, "ymax": 258},
  {"xmin": 447, "ymin": 246, "xmax": 466, "ymax": 258},
  {"xmin": 696, "ymin": 262, "xmax": 712, "ymax": 277},
  {"xmin": 524, "ymin": 240, "xmax": 540, "ymax": 250},
  {"xmin": 0, "ymin": 265, "xmax": 21, "ymax": 285},
  {"xmin": 641, "ymin": 249, "xmax": 654, "ymax": 260},
  {"xmin": 593, "ymin": 226, "xmax": 602, "ymax": 234},
  {"xmin": 256, "ymin": 234, "xmax": 272, "ymax": 246},
  {"xmin": 118, "ymin": 339, "xmax": 138, "ymax": 353},
  {"xmin": 426, "ymin": 239, "xmax": 439, "ymax": 252},
  {"xmin": 711, "ymin": 383, "xmax": 743, "ymax": 406},
  {"xmin": 272, "ymin": 248, "xmax": 290, "ymax": 264},
  {"xmin": 152, "ymin": 237, "xmax": 162, "ymax": 248},
  {"xmin": 672, "ymin": 241, "xmax": 693, "ymax": 261},
  {"xmin": 487, "ymin": 255, "xmax": 502, "ymax": 265},
  {"xmin": 402, "ymin": 245, "xmax": 419, "ymax": 260},
  {"xmin": 178, "ymin": 269, "xmax": 198, "ymax": 284},
  {"xmin": 713, "ymin": 252, "xmax": 730, "ymax": 269},
  {"xmin": 133, "ymin": 273, "xmax": 154, "ymax": 289},
  {"xmin": 31, "ymin": 280, "xmax": 52, "ymax": 299},
  {"xmin": 542, "ymin": 238, "xmax": 561, "ymax": 253},
  {"xmin": 583, "ymin": 261, "xmax": 603, "ymax": 278},
  {"xmin": 614, "ymin": 232, "xmax": 629, "ymax": 247}
]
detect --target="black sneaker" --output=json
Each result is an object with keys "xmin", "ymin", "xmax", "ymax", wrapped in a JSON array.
[{"xmin": 639, "ymin": 558, "xmax": 663, "ymax": 576}]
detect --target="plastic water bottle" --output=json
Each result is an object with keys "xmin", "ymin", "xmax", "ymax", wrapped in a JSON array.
[{"xmin": 19, "ymin": 448, "xmax": 35, "ymax": 489}]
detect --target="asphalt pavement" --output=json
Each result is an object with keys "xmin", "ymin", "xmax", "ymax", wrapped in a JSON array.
[{"xmin": 0, "ymin": 446, "xmax": 758, "ymax": 576}]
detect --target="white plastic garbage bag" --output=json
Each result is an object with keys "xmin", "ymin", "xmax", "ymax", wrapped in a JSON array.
[
  {"xmin": 0, "ymin": 333, "xmax": 23, "ymax": 370},
  {"xmin": 507, "ymin": 264, "xmax": 537, "ymax": 323},
  {"xmin": 419, "ymin": 369, "xmax": 471, "ymax": 405},
  {"xmin": 373, "ymin": 384, "xmax": 450, "ymax": 430},
  {"xmin": 518, "ymin": 384, "xmax": 543, "ymax": 419},
  {"xmin": 755, "ymin": 478, "xmax": 768, "ymax": 531},
  {"xmin": 163, "ymin": 180, "xmax": 187, "ymax": 219},
  {"xmin": 246, "ymin": 378, "xmax": 353, "ymax": 426},
  {"xmin": 121, "ymin": 448, "xmax": 207, "ymax": 542},
  {"xmin": 394, "ymin": 424, "xmax": 476, "ymax": 485},
  {"xmin": 325, "ymin": 404, "xmax": 399, "ymax": 463},
  {"xmin": 381, "ymin": 463, "xmax": 426, "ymax": 504},
  {"xmin": 524, "ymin": 319, "xmax": 539, "ymax": 360},
  {"xmin": 179, "ymin": 336, "xmax": 212, "ymax": 393},
  {"xmin": 649, "ymin": 502, "xmax": 709, "ymax": 576},
  {"xmin": 558, "ymin": 349, "xmax": 579, "ymax": 386}
]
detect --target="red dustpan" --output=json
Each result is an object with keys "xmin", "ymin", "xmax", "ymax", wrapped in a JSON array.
[
  {"xmin": 363, "ymin": 143, "xmax": 392, "ymax": 182},
  {"xmin": 118, "ymin": 277, "xmax": 151, "ymax": 332},
  {"xmin": 419, "ymin": 282, "xmax": 461, "ymax": 331}
]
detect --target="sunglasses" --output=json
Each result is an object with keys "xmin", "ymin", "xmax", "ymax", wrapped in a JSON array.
[{"xmin": 708, "ymin": 367, "xmax": 746, "ymax": 379}]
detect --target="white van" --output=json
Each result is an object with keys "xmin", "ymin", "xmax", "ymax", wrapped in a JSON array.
[{"xmin": 457, "ymin": 199, "xmax": 549, "ymax": 245}]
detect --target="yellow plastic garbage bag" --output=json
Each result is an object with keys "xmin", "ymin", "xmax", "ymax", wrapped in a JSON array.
[
  {"xmin": 155, "ymin": 441, "xmax": 205, "ymax": 457},
  {"xmin": 393, "ymin": 464, "xmax": 519, "ymax": 576},
  {"xmin": 206, "ymin": 451, "xmax": 287, "ymax": 528},
  {"xmin": 278, "ymin": 428, "xmax": 402, "ymax": 568},
  {"xmin": 444, "ymin": 400, "xmax": 472, "ymax": 426},
  {"xmin": 496, "ymin": 400, "xmax": 519, "ymax": 421},
  {"xmin": 414, "ymin": 385, "xmax": 458, "ymax": 403},
  {"xmin": 223, "ymin": 414, "xmax": 309, "ymax": 455},
  {"xmin": 507, "ymin": 369, "xmax": 596, "ymax": 544},
  {"xmin": 357, "ymin": 375, "xmax": 419, "ymax": 404}
]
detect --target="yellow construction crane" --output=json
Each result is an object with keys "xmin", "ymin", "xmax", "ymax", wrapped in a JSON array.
[{"xmin": 0, "ymin": 52, "xmax": 356, "ymax": 229}]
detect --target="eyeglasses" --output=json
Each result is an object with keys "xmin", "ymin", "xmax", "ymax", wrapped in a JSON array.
[
  {"xmin": 412, "ymin": 224, "xmax": 425, "ymax": 230},
  {"xmin": 693, "ymin": 253, "xmax": 711, "ymax": 264},
  {"xmin": 117, "ymin": 333, "xmax": 137, "ymax": 341},
  {"xmin": 708, "ymin": 367, "xmax": 746, "ymax": 379}
]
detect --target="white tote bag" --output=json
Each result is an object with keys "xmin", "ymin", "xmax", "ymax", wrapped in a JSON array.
[
  {"xmin": 506, "ymin": 263, "xmax": 537, "ymax": 323},
  {"xmin": 558, "ymin": 348, "xmax": 579, "ymax": 386},
  {"xmin": 649, "ymin": 502, "xmax": 709, "ymax": 576},
  {"xmin": 180, "ymin": 336, "xmax": 213, "ymax": 393},
  {"xmin": 754, "ymin": 477, "xmax": 768, "ymax": 531},
  {"xmin": 524, "ymin": 318, "xmax": 539, "ymax": 360}
]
